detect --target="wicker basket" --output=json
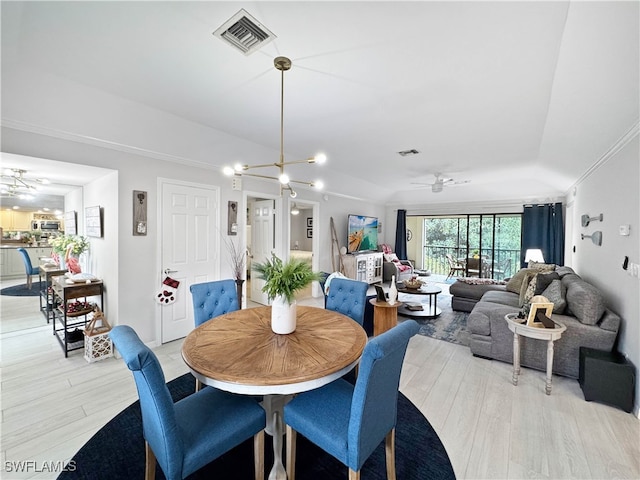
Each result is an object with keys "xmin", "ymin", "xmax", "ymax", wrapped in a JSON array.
[{"xmin": 84, "ymin": 307, "xmax": 113, "ymax": 363}]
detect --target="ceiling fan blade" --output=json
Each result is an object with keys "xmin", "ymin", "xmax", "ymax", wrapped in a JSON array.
[{"xmin": 410, "ymin": 182, "xmax": 433, "ymax": 187}]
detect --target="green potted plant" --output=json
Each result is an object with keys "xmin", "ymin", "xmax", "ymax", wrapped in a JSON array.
[{"xmin": 253, "ymin": 254, "xmax": 322, "ymax": 334}]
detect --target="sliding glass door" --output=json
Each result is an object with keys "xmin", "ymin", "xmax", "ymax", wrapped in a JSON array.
[{"xmin": 420, "ymin": 214, "xmax": 521, "ymax": 279}]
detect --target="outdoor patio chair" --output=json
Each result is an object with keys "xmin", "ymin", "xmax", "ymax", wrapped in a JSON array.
[{"xmin": 445, "ymin": 254, "xmax": 465, "ymax": 280}]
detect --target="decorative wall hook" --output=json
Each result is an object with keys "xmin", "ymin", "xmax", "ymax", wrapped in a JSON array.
[
  {"xmin": 581, "ymin": 213, "xmax": 603, "ymax": 227},
  {"xmin": 581, "ymin": 231, "xmax": 602, "ymax": 246}
]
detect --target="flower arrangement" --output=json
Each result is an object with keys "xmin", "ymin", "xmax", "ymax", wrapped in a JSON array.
[
  {"xmin": 253, "ymin": 254, "xmax": 323, "ymax": 305},
  {"xmin": 49, "ymin": 234, "xmax": 90, "ymax": 255}
]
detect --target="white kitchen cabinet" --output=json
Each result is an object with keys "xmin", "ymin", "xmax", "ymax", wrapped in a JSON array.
[{"xmin": 0, "ymin": 248, "xmax": 27, "ymax": 278}]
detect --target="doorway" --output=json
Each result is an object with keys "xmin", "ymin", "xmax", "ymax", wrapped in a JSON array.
[{"xmin": 288, "ymin": 199, "xmax": 320, "ymax": 300}]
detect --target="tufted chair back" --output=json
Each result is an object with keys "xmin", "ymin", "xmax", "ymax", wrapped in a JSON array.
[
  {"xmin": 325, "ymin": 277, "xmax": 368, "ymax": 326},
  {"xmin": 190, "ymin": 279, "xmax": 239, "ymax": 327}
]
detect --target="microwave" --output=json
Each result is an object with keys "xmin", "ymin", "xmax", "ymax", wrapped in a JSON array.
[{"xmin": 40, "ymin": 221, "xmax": 60, "ymax": 231}]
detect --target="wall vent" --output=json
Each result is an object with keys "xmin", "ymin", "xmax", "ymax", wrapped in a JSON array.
[{"xmin": 213, "ymin": 9, "xmax": 276, "ymax": 56}]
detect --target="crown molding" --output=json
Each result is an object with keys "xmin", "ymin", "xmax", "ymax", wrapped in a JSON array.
[
  {"xmin": 1, "ymin": 117, "xmax": 214, "ymax": 171},
  {"xmin": 566, "ymin": 119, "xmax": 640, "ymax": 195}
]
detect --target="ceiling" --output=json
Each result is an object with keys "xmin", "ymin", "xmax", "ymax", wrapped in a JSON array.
[{"xmin": 1, "ymin": 1, "xmax": 638, "ymax": 206}]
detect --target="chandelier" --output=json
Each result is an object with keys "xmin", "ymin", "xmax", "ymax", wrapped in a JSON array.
[
  {"xmin": 223, "ymin": 56, "xmax": 326, "ymax": 198},
  {"xmin": 0, "ymin": 169, "xmax": 49, "ymax": 200}
]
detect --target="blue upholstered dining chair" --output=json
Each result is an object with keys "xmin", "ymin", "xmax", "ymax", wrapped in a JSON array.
[
  {"xmin": 190, "ymin": 279, "xmax": 239, "ymax": 327},
  {"xmin": 284, "ymin": 320, "xmax": 420, "ymax": 480},
  {"xmin": 17, "ymin": 247, "xmax": 40, "ymax": 289},
  {"xmin": 325, "ymin": 277, "xmax": 368, "ymax": 326},
  {"xmin": 189, "ymin": 279, "xmax": 240, "ymax": 391},
  {"xmin": 109, "ymin": 325, "xmax": 266, "ymax": 480}
]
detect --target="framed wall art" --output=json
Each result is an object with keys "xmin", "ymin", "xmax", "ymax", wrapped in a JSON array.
[
  {"xmin": 64, "ymin": 211, "xmax": 77, "ymax": 235},
  {"xmin": 228, "ymin": 201, "xmax": 238, "ymax": 235},
  {"xmin": 133, "ymin": 190, "xmax": 147, "ymax": 236},
  {"xmin": 85, "ymin": 205, "xmax": 103, "ymax": 238}
]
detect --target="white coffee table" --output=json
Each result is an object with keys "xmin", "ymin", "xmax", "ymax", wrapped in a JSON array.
[{"xmin": 504, "ymin": 313, "xmax": 566, "ymax": 395}]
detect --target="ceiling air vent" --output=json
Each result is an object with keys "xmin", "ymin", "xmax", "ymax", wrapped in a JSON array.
[
  {"xmin": 213, "ymin": 9, "xmax": 276, "ymax": 56},
  {"xmin": 398, "ymin": 149, "xmax": 419, "ymax": 157}
]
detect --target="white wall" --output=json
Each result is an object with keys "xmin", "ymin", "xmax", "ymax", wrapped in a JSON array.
[
  {"xmin": 82, "ymin": 171, "xmax": 118, "ymax": 329},
  {"xmin": 568, "ymin": 135, "xmax": 640, "ymax": 414}
]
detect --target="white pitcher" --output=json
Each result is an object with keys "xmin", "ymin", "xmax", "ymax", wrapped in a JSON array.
[{"xmin": 388, "ymin": 275, "xmax": 398, "ymax": 305}]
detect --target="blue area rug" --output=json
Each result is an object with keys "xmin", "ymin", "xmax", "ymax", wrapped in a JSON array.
[
  {"xmin": 59, "ymin": 373, "xmax": 455, "ymax": 480},
  {"xmin": 399, "ymin": 284, "xmax": 470, "ymax": 346},
  {"xmin": 0, "ymin": 282, "xmax": 43, "ymax": 297}
]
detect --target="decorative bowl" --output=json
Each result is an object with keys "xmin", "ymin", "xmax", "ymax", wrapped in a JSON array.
[{"xmin": 403, "ymin": 279, "xmax": 424, "ymax": 290}]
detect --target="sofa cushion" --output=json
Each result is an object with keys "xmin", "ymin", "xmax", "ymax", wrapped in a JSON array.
[
  {"xmin": 449, "ymin": 281, "xmax": 506, "ymax": 301},
  {"xmin": 555, "ymin": 266, "xmax": 576, "ymax": 277},
  {"xmin": 505, "ymin": 268, "xmax": 536, "ymax": 293},
  {"xmin": 563, "ymin": 275, "xmax": 606, "ymax": 325},
  {"xmin": 534, "ymin": 271, "xmax": 560, "ymax": 295},
  {"xmin": 481, "ymin": 290, "xmax": 520, "ymax": 308},
  {"xmin": 541, "ymin": 279, "xmax": 566, "ymax": 314}
]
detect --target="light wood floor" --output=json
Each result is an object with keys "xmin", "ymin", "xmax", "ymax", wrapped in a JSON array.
[{"xmin": 1, "ymin": 278, "xmax": 638, "ymax": 479}]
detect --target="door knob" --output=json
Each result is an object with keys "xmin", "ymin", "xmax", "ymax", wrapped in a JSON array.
[{"xmin": 164, "ymin": 268, "xmax": 178, "ymax": 275}]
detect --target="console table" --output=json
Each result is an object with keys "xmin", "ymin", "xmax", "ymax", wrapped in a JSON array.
[
  {"xmin": 51, "ymin": 276, "xmax": 104, "ymax": 357},
  {"xmin": 39, "ymin": 264, "xmax": 67, "ymax": 323}
]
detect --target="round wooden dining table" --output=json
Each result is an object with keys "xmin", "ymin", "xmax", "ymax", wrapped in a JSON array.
[{"xmin": 182, "ymin": 305, "xmax": 367, "ymax": 480}]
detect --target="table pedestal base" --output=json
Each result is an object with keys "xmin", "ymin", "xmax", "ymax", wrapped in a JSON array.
[{"xmin": 262, "ymin": 394, "xmax": 293, "ymax": 480}]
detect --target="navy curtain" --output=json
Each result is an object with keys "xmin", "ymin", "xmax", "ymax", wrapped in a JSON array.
[
  {"xmin": 521, "ymin": 203, "xmax": 565, "ymax": 267},
  {"xmin": 395, "ymin": 209, "xmax": 408, "ymax": 260}
]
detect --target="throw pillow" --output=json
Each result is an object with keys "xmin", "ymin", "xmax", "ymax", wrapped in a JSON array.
[
  {"xmin": 541, "ymin": 279, "xmax": 566, "ymax": 314},
  {"xmin": 518, "ymin": 272, "xmax": 538, "ymax": 307},
  {"xmin": 506, "ymin": 268, "xmax": 536, "ymax": 294},
  {"xmin": 527, "ymin": 261, "xmax": 556, "ymax": 273},
  {"xmin": 534, "ymin": 271, "xmax": 560, "ymax": 295},
  {"xmin": 384, "ymin": 253, "xmax": 398, "ymax": 263},
  {"xmin": 565, "ymin": 278, "xmax": 606, "ymax": 325}
]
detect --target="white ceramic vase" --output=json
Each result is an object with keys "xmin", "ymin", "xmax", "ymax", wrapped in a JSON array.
[
  {"xmin": 271, "ymin": 295, "xmax": 297, "ymax": 334},
  {"xmin": 388, "ymin": 275, "xmax": 398, "ymax": 305}
]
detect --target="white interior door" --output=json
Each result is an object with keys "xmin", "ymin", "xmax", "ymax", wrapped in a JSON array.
[
  {"xmin": 250, "ymin": 199, "xmax": 275, "ymax": 305},
  {"xmin": 161, "ymin": 181, "xmax": 219, "ymax": 343}
]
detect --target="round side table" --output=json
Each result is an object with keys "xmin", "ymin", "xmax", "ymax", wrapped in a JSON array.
[
  {"xmin": 369, "ymin": 299, "xmax": 403, "ymax": 336},
  {"xmin": 505, "ymin": 313, "xmax": 566, "ymax": 395}
]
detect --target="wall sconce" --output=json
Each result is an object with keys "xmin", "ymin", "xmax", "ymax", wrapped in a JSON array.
[
  {"xmin": 581, "ymin": 213, "xmax": 603, "ymax": 227},
  {"xmin": 524, "ymin": 249, "xmax": 545, "ymax": 263},
  {"xmin": 581, "ymin": 231, "xmax": 603, "ymax": 246}
]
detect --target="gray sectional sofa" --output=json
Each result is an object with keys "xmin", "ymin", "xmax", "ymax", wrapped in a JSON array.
[{"xmin": 450, "ymin": 267, "xmax": 620, "ymax": 378}]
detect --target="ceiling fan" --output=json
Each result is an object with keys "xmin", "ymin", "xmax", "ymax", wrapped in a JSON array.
[{"xmin": 411, "ymin": 173, "xmax": 470, "ymax": 193}]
